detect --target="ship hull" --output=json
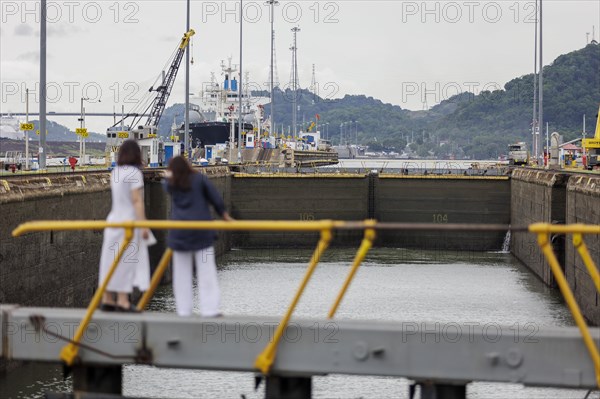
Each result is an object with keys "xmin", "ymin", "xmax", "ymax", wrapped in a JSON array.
[{"xmin": 186, "ymin": 121, "xmax": 253, "ymax": 148}]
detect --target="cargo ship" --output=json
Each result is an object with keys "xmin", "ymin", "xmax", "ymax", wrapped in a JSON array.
[
  {"xmin": 181, "ymin": 58, "xmax": 338, "ymax": 166},
  {"xmin": 183, "ymin": 58, "xmax": 269, "ymax": 150}
]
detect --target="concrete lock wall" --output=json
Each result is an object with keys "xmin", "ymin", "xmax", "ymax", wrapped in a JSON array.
[
  {"xmin": 565, "ymin": 175, "xmax": 600, "ymax": 326},
  {"xmin": 230, "ymin": 174, "xmax": 511, "ymax": 250},
  {"xmin": 0, "ymin": 174, "xmax": 112, "ymax": 307},
  {"xmin": 375, "ymin": 176, "xmax": 511, "ymax": 250},
  {"xmin": 510, "ymin": 169, "xmax": 568, "ymax": 287},
  {"xmin": 0, "ymin": 171, "xmax": 512, "ymax": 312},
  {"xmin": 0, "ymin": 174, "xmax": 111, "ymax": 375},
  {"xmin": 229, "ymin": 175, "xmax": 370, "ymax": 247},
  {"xmin": 2, "ymin": 168, "xmax": 597, "ymax": 329},
  {"xmin": 0, "ymin": 168, "xmax": 229, "ymax": 376},
  {"xmin": 0, "ymin": 168, "xmax": 231, "ymax": 309},
  {"xmin": 200, "ymin": 170, "xmax": 232, "ymax": 256}
]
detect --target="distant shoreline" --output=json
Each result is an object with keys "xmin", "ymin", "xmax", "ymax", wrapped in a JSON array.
[{"xmin": 0, "ymin": 138, "xmax": 106, "ymax": 157}]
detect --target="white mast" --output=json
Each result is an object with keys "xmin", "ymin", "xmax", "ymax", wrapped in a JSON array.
[
  {"xmin": 267, "ymin": 0, "xmax": 279, "ymax": 135},
  {"xmin": 537, "ymin": 0, "xmax": 544, "ymax": 164},
  {"xmin": 290, "ymin": 26, "xmax": 301, "ymax": 138},
  {"xmin": 532, "ymin": 0, "xmax": 538, "ymax": 161}
]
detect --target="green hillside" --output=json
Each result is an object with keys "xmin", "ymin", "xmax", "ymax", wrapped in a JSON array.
[
  {"xmin": 267, "ymin": 43, "xmax": 599, "ymax": 158},
  {"xmin": 29, "ymin": 120, "xmax": 106, "ymax": 143},
  {"xmin": 156, "ymin": 43, "xmax": 598, "ymax": 159},
  {"xmin": 433, "ymin": 43, "xmax": 599, "ymax": 158}
]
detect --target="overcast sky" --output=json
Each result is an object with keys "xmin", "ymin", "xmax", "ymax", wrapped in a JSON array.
[{"xmin": 1, "ymin": 0, "xmax": 599, "ymax": 133}]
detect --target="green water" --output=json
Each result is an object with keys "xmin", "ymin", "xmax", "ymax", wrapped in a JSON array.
[{"xmin": 1, "ymin": 248, "xmax": 596, "ymax": 399}]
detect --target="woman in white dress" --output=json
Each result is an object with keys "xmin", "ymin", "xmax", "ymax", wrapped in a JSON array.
[{"xmin": 98, "ymin": 140, "xmax": 150, "ymax": 312}]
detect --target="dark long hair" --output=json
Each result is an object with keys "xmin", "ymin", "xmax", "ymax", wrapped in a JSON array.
[
  {"xmin": 168, "ymin": 156, "xmax": 195, "ymax": 191},
  {"xmin": 117, "ymin": 140, "xmax": 142, "ymax": 167}
]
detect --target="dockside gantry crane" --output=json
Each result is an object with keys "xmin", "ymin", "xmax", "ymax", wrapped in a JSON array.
[
  {"xmin": 106, "ymin": 29, "xmax": 195, "ymax": 143},
  {"xmin": 143, "ymin": 29, "xmax": 196, "ymax": 135}
]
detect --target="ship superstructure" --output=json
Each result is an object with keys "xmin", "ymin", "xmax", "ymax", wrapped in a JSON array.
[{"xmin": 184, "ymin": 58, "xmax": 270, "ymax": 153}]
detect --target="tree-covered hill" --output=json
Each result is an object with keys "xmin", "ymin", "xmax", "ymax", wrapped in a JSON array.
[
  {"xmin": 433, "ymin": 43, "xmax": 599, "ymax": 158},
  {"xmin": 28, "ymin": 120, "xmax": 106, "ymax": 142},
  {"xmin": 265, "ymin": 43, "xmax": 598, "ymax": 158},
  {"xmin": 157, "ymin": 42, "xmax": 598, "ymax": 159}
]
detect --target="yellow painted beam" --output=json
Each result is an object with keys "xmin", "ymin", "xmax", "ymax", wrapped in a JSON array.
[
  {"xmin": 60, "ymin": 228, "xmax": 134, "ymax": 366},
  {"xmin": 12, "ymin": 220, "xmax": 339, "ymax": 236},
  {"xmin": 529, "ymin": 223, "xmax": 600, "ymax": 235},
  {"xmin": 537, "ymin": 233, "xmax": 600, "ymax": 388},
  {"xmin": 573, "ymin": 234, "xmax": 600, "ymax": 294},
  {"xmin": 233, "ymin": 173, "xmax": 367, "ymax": 179},
  {"xmin": 328, "ymin": 220, "xmax": 376, "ymax": 319},
  {"xmin": 254, "ymin": 229, "xmax": 332, "ymax": 375},
  {"xmin": 137, "ymin": 249, "xmax": 174, "ymax": 311},
  {"xmin": 378, "ymin": 174, "xmax": 509, "ymax": 180}
]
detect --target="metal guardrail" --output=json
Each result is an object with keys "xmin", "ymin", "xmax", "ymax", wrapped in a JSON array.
[
  {"xmin": 529, "ymin": 223, "xmax": 600, "ymax": 388},
  {"xmin": 11, "ymin": 220, "xmax": 600, "ymax": 386}
]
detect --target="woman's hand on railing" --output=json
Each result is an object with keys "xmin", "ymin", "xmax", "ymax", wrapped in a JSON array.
[{"xmin": 222, "ymin": 212, "xmax": 235, "ymax": 222}]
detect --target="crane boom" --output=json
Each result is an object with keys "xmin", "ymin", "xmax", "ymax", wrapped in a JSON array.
[
  {"xmin": 145, "ymin": 29, "xmax": 195, "ymax": 129},
  {"xmin": 105, "ymin": 29, "xmax": 195, "ymax": 166}
]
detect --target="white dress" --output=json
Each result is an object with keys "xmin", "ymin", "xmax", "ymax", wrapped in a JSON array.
[{"xmin": 98, "ymin": 166, "xmax": 150, "ymax": 293}]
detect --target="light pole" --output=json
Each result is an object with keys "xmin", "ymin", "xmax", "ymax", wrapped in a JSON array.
[
  {"xmin": 80, "ymin": 97, "xmax": 100, "ymax": 165},
  {"xmin": 346, "ymin": 121, "xmax": 353, "ymax": 145},
  {"xmin": 266, "ymin": 0, "xmax": 279, "ymax": 138},
  {"xmin": 39, "ymin": 0, "xmax": 47, "ymax": 170},
  {"xmin": 538, "ymin": 0, "xmax": 544, "ymax": 164},
  {"xmin": 79, "ymin": 97, "xmax": 89, "ymax": 164},
  {"xmin": 25, "ymin": 88, "xmax": 30, "ymax": 170},
  {"xmin": 290, "ymin": 26, "xmax": 301, "ymax": 139},
  {"xmin": 532, "ymin": 0, "xmax": 538, "ymax": 163},
  {"xmin": 238, "ymin": 0, "xmax": 243, "ymax": 163},
  {"xmin": 184, "ymin": 0, "xmax": 191, "ymax": 159}
]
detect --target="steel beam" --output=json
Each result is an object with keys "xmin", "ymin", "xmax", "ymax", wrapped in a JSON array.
[
  {"xmin": 1, "ymin": 306, "xmax": 598, "ymax": 389},
  {"xmin": 410, "ymin": 382, "xmax": 467, "ymax": 399},
  {"xmin": 1, "ymin": 112, "xmax": 149, "ymax": 117},
  {"xmin": 72, "ymin": 365, "xmax": 123, "ymax": 395},
  {"xmin": 265, "ymin": 376, "xmax": 312, "ymax": 399}
]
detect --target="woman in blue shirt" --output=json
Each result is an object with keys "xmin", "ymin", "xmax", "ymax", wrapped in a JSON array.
[{"xmin": 164, "ymin": 156, "xmax": 232, "ymax": 317}]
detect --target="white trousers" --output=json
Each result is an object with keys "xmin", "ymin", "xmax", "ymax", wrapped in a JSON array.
[{"xmin": 172, "ymin": 247, "xmax": 220, "ymax": 317}]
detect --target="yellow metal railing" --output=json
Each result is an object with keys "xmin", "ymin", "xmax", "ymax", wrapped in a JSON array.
[
  {"xmin": 254, "ymin": 228, "xmax": 333, "ymax": 374},
  {"xmin": 58, "ymin": 225, "xmax": 134, "ymax": 365},
  {"xmin": 12, "ymin": 219, "xmax": 345, "ymax": 370},
  {"xmin": 11, "ymin": 220, "xmax": 600, "ymax": 385},
  {"xmin": 327, "ymin": 220, "xmax": 376, "ymax": 319},
  {"xmin": 529, "ymin": 223, "xmax": 600, "ymax": 387}
]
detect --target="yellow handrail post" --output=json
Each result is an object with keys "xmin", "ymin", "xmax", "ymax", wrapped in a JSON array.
[
  {"xmin": 136, "ymin": 248, "xmax": 174, "ymax": 311},
  {"xmin": 573, "ymin": 233, "xmax": 600, "ymax": 293},
  {"xmin": 328, "ymin": 220, "xmax": 376, "ymax": 319},
  {"xmin": 254, "ymin": 228, "xmax": 333, "ymax": 375},
  {"xmin": 59, "ymin": 226, "xmax": 134, "ymax": 366},
  {"xmin": 537, "ymin": 232, "xmax": 600, "ymax": 387}
]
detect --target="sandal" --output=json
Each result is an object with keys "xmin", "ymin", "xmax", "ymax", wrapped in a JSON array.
[{"xmin": 99, "ymin": 303, "xmax": 116, "ymax": 312}]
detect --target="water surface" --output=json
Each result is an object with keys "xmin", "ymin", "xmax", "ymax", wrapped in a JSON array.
[{"xmin": 1, "ymin": 248, "xmax": 596, "ymax": 399}]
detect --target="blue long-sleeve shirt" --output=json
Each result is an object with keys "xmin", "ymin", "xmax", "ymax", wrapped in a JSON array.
[{"xmin": 163, "ymin": 172, "xmax": 226, "ymax": 251}]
